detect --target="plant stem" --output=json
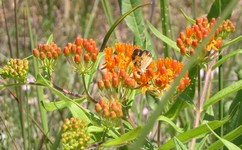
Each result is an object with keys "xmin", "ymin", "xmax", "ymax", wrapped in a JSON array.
[
  {"xmin": 26, "ymin": 1, "xmax": 49, "ymax": 147},
  {"xmin": 190, "ymin": 60, "xmax": 216, "ymax": 150},
  {"xmin": 81, "ymin": 74, "xmax": 97, "ymax": 103},
  {"xmin": 102, "ymin": 127, "xmax": 109, "ymax": 142},
  {"xmin": 160, "ymin": 0, "xmax": 171, "ymax": 57},
  {"xmin": 157, "ymin": 121, "xmax": 161, "ymax": 147}
]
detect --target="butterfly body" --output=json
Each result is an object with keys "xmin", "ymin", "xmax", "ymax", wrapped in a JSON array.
[{"xmin": 132, "ymin": 49, "xmax": 152, "ymax": 74}]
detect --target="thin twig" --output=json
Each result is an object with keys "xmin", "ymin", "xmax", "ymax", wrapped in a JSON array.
[{"xmin": 53, "ymin": 83, "xmax": 85, "ymax": 98}]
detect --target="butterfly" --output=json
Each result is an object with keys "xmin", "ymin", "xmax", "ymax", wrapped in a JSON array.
[{"xmin": 131, "ymin": 49, "xmax": 152, "ymax": 74}]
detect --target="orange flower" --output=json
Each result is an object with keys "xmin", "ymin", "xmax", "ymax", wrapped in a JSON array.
[
  {"xmin": 177, "ymin": 17, "xmax": 235, "ymax": 57},
  {"xmin": 103, "ymin": 43, "xmax": 139, "ymax": 72},
  {"xmin": 63, "ymin": 37, "xmax": 99, "ymax": 73},
  {"xmin": 100, "ymin": 43, "xmax": 190, "ymax": 98}
]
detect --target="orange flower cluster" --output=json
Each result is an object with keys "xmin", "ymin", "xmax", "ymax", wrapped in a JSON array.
[
  {"xmin": 95, "ymin": 98, "xmax": 123, "ymax": 125},
  {"xmin": 63, "ymin": 37, "xmax": 99, "ymax": 73},
  {"xmin": 33, "ymin": 42, "xmax": 62, "ymax": 59},
  {"xmin": 177, "ymin": 17, "xmax": 235, "ymax": 56},
  {"xmin": 95, "ymin": 98, "xmax": 123, "ymax": 127},
  {"xmin": 100, "ymin": 43, "xmax": 190, "ymax": 97},
  {"xmin": 133, "ymin": 58, "xmax": 190, "ymax": 95},
  {"xmin": 104, "ymin": 43, "xmax": 139, "ymax": 73}
]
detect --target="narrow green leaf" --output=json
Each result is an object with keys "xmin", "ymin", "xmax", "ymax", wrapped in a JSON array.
[
  {"xmin": 101, "ymin": 126, "xmax": 141, "ymax": 147},
  {"xmin": 87, "ymin": 126, "xmax": 104, "ymax": 133},
  {"xmin": 203, "ymin": 80, "xmax": 242, "ymax": 110},
  {"xmin": 46, "ymin": 34, "xmax": 53, "ymax": 44},
  {"xmin": 174, "ymin": 137, "xmax": 188, "ymax": 150},
  {"xmin": 221, "ymin": 35, "xmax": 242, "ymax": 48},
  {"xmin": 159, "ymin": 117, "xmax": 229, "ymax": 150},
  {"xmin": 180, "ymin": 9, "xmax": 195, "ymax": 24},
  {"xmin": 208, "ymin": 124, "xmax": 242, "ymax": 150},
  {"xmin": 147, "ymin": 20, "xmax": 179, "ymax": 51},
  {"xmin": 157, "ymin": 116, "xmax": 184, "ymax": 133},
  {"xmin": 212, "ymin": 49, "xmax": 242, "ymax": 69},
  {"xmin": 206, "ymin": 124, "xmax": 241, "ymax": 150},
  {"xmin": 68, "ymin": 103, "xmax": 90, "ymax": 122},
  {"xmin": 36, "ymin": 74, "xmax": 91, "ymax": 123},
  {"xmin": 41, "ymin": 98, "xmax": 86, "ymax": 111},
  {"xmin": 100, "ymin": 3, "xmax": 151, "ymax": 52}
]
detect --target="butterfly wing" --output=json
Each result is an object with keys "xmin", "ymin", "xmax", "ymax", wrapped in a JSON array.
[{"xmin": 132, "ymin": 49, "xmax": 152, "ymax": 73}]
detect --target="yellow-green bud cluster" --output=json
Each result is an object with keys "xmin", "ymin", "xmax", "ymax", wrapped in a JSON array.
[
  {"xmin": 61, "ymin": 117, "xmax": 90, "ymax": 150},
  {"xmin": 0, "ymin": 58, "xmax": 28, "ymax": 82}
]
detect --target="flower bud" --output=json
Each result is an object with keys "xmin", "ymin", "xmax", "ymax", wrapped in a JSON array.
[
  {"xmin": 33, "ymin": 48, "xmax": 39, "ymax": 57},
  {"xmin": 95, "ymin": 103, "xmax": 102, "ymax": 112},
  {"xmin": 74, "ymin": 54, "xmax": 81, "ymax": 63}
]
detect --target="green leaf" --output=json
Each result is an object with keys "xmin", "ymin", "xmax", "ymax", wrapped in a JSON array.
[
  {"xmin": 207, "ymin": 0, "xmax": 231, "ymax": 20},
  {"xmin": 212, "ymin": 49, "xmax": 242, "ymax": 69},
  {"xmin": 164, "ymin": 98, "xmax": 187, "ymax": 120},
  {"xmin": 221, "ymin": 35, "xmax": 242, "ymax": 48},
  {"xmin": 203, "ymin": 80, "xmax": 242, "ymax": 110},
  {"xmin": 87, "ymin": 126, "xmax": 104, "ymax": 133},
  {"xmin": 36, "ymin": 74, "xmax": 91, "ymax": 123},
  {"xmin": 208, "ymin": 124, "xmax": 242, "ymax": 150},
  {"xmin": 157, "ymin": 116, "xmax": 184, "ymax": 133},
  {"xmin": 67, "ymin": 103, "xmax": 90, "ymax": 123},
  {"xmin": 147, "ymin": 20, "xmax": 179, "ymax": 52},
  {"xmin": 101, "ymin": 126, "xmax": 141, "ymax": 147},
  {"xmin": 100, "ymin": 3, "xmax": 151, "ymax": 52},
  {"xmin": 206, "ymin": 124, "xmax": 241, "ymax": 150},
  {"xmin": 122, "ymin": 0, "xmax": 154, "ymax": 54},
  {"xmin": 46, "ymin": 34, "xmax": 53, "ymax": 44},
  {"xmin": 159, "ymin": 117, "xmax": 229, "ymax": 150},
  {"xmin": 122, "ymin": 0, "xmax": 143, "ymax": 45},
  {"xmin": 180, "ymin": 9, "xmax": 195, "ymax": 24},
  {"xmin": 173, "ymin": 137, "xmax": 188, "ymax": 150},
  {"xmin": 41, "ymin": 98, "xmax": 86, "ymax": 111}
]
